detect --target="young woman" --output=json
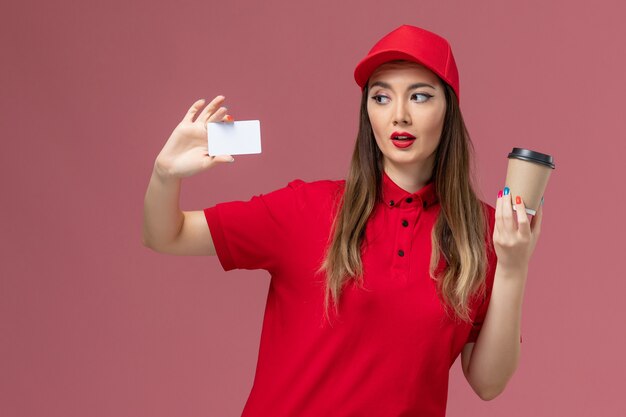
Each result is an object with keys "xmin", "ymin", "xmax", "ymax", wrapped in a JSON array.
[{"xmin": 143, "ymin": 24, "xmax": 543, "ymax": 417}]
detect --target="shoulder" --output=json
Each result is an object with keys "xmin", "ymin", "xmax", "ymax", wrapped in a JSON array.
[
  {"xmin": 284, "ymin": 177, "xmax": 345, "ymax": 199},
  {"xmin": 254, "ymin": 178, "xmax": 344, "ymax": 211},
  {"xmin": 478, "ymin": 199, "xmax": 496, "ymax": 229},
  {"xmin": 285, "ymin": 178, "xmax": 345, "ymax": 191},
  {"xmin": 479, "ymin": 199, "xmax": 496, "ymax": 216},
  {"xmin": 478, "ymin": 199, "xmax": 498, "ymax": 274}
]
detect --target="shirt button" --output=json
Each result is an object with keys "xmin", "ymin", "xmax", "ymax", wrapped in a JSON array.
[
  {"xmin": 402, "ymin": 220, "xmax": 409, "ymax": 227},
  {"xmin": 398, "ymin": 249, "xmax": 404, "ymax": 257},
  {"xmin": 406, "ymin": 197, "xmax": 413, "ymax": 203},
  {"xmin": 389, "ymin": 200, "xmax": 395, "ymax": 206}
]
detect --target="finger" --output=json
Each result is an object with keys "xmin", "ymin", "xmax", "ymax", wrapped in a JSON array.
[
  {"xmin": 222, "ymin": 114, "xmax": 234, "ymax": 123},
  {"xmin": 502, "ymin": 189, "xmax": 515, "ymax": 232},
  {"xmin": 211, "ymin": 154, "xmax": 235, "ymax": 164},
  {"xmin": 196, "ymin": 95, "xmax": 226, "ymax": 123},
  {"xmin": 183, "ymin": 99, "xmax": 206, "ymax": 122},
  {"xmin": 200, "ymin": 154, "xmax": 233, "ymax": 170},
  {"xmin": 495, "ymin": 190, "xmax": 503, "ymax": 235},
  {"xmin": 205, "ymin": 107, "xmax": 228, "ymax": 126},
  {"xmin": 530, "ymin": 197, "xmax": 543, "ymax": 234},
  {"xmin": 514, "ymin": 195, "xmax": 531, "ymax": 237}
]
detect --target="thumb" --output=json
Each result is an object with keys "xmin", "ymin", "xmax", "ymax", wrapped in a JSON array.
[{"xmin": 212, "ymin": 154, "xmax": 235, "ymax": 164}]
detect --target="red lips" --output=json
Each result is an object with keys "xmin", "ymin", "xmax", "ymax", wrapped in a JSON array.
[{"xmin": 390, "ymin": 131, "xmax": 416, "ymax": 139}]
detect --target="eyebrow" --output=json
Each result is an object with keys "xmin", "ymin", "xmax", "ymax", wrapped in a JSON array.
[{"xmin": 369, "ymin": 81, "xmax": 436, "ymax": 91}]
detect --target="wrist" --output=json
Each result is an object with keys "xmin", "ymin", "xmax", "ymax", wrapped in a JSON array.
[
  {"xmin": 153, "ymin": 159, "xmax": 178, "ymax": 182},
  {"xmin": 496, "ymin": 261, "xmax": 529, "ymax": 278}
]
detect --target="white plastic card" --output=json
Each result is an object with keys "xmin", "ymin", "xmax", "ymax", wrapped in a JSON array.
[{"xmin": 207, "ymin": 120, "xmax": 262, "ymax": 156}]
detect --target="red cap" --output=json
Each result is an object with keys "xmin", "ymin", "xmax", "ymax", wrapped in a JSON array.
[{"xmin": 354, "ymin": 24, "xmax": 460, "ymax": 103}]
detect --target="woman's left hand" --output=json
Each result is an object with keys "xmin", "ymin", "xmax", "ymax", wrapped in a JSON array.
[{"xmin": 493, "ymin": 189, "xmax": 543, "ymax": 271}]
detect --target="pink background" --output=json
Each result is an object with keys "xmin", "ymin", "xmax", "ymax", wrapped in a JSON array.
[{"xmin": 2, "ymin": 0, "xmax": 625, "ymax": 416}]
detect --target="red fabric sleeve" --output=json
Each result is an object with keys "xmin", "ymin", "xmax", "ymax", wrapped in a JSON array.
[
  {"xmin": 203, "ymin": 179, "xmax": 305, "ymax": 272},
  {"xmin": 466, "ymin": 203, "xmax": 523, "ymax": 344}
]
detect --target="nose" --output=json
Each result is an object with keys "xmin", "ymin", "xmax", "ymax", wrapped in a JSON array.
[{"xmin": 393, "ymin": 100, "xmax": 411, "ymax": 125}]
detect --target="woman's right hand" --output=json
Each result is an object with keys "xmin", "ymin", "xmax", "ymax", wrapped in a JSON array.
[{"xmin": 154, "ymin": 95, "xmax": 234, "ymax": 179}]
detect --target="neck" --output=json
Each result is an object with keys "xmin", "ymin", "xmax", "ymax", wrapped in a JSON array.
[{"xmin": 384, "ymin": 160, "xmax": 434, "ymax": 194}]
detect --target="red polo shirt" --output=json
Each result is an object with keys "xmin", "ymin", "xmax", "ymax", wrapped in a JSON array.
[{"xmin": 204, "ymin": 171, "xmax": 517, "ymax": 417}]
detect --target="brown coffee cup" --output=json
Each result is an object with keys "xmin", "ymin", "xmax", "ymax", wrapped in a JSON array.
[{"xmin": 505, "ymin": 148, "xmax": 555, "ymax": 216}]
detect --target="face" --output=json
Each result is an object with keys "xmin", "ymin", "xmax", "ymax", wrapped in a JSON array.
[{"xmin": 367, "ymin": 60, "xmax": 447, "ymax": 176}]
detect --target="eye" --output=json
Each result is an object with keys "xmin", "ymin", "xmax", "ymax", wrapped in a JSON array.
[
  {"xmin": 371, "ymin": 94, "xmax": 390, "ymax": 104},
  {"xmin": 412, "ymin": 93, "xmax": 433, "ymax": 102},
  {"xmin": 370, "ymin": 93, "xmax": 433, "ymax": 105}
]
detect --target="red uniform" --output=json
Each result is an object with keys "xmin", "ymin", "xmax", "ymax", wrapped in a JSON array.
[{"xmin": 204, "ymin": 171, "xmax": 518, "ymax": 416}]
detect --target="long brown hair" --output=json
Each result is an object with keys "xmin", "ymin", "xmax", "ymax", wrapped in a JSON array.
[{"xmin": 316, "ymin": 69, "xmax": 491, "ymax": 326}]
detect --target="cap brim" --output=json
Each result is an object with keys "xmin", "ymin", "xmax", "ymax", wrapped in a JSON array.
[{"xmin": 354, "ymin": 50, "xmax": 427, "ymax": 89}]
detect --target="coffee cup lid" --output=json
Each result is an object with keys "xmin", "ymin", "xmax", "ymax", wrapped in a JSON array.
[{"xmin": 508, "ymin": 148, "xmax": 555, "ymax": 169}]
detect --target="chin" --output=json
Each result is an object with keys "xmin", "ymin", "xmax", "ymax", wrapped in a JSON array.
[{"xmin": 383, "ymin": 154, "xmax": 424, "ymax": 165}]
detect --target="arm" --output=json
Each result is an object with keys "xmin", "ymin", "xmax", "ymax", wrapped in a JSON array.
[
  {"xmin": 142, "ymin": 163, "xmax": 216, "ymax": 256},
  {"xmin": 462, "ymin": 189, "xmax": 543, "ymax": 400},
  {"xmin": 142, "ymin": 95, "xmax": 234, "ymax": 255},
  {"xmin": 461, "ymin": 264, "xmax": 526, "ymax": 400}
]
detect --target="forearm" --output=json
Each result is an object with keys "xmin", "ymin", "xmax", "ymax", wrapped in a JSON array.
[
  {"xmin": 142, "ymin": 161, "xmax": 184, "ymax": 250},
  {"xmin": 468, "ymin": 263, "xmax": 527, "ymax": 400}
]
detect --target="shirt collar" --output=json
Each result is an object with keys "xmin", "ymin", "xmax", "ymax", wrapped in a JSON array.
[{"xmin": 381, "ymin": 170, "xmax": 438, "ymax": 209}]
